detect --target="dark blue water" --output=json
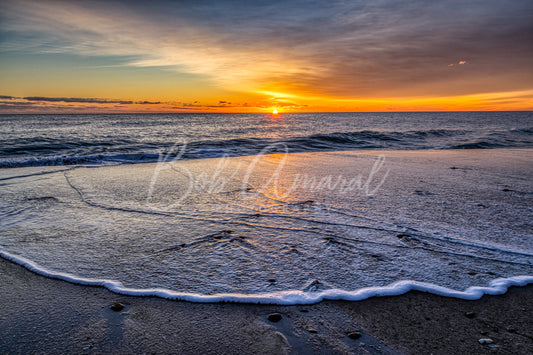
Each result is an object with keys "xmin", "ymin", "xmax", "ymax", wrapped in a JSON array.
[{"xmin": 1, "ymin": 112, "xmax": 532, "ymax": 167}]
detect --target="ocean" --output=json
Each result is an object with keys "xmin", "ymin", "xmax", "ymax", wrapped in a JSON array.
[
  {"xmin": 1, "ymin": 112, "xmax": 532, "ymax": 304},
  {"xmin": 1, "ymin": 111, "xmax": 532, "ymax": 167}
]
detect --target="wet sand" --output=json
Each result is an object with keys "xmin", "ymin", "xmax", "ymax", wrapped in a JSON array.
[{"xmin": 1, "ymin": 258, "xmax": 531, "ymax": 354}]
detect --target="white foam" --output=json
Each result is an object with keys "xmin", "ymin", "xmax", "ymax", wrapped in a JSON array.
[{"xmin": 2, "ymin": 249, "xmax": 532, "ymax": 305}]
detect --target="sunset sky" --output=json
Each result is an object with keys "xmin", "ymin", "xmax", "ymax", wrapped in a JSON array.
[{"xmin": 1, "ymin": 0, "xmax": 532, "ymax": 113}]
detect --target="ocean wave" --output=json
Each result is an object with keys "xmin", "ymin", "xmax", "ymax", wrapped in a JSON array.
[
  {"xmin": 449, "ymin": 141, "xmax": 504, "ymax": 149},
  {"xmin": 0, "ymin": 152, "xmax": 162, "ymax": 168},
  {"xmin": 1, "ymin": 249, "xmax": 531, "ymax": 305},
  {"xmin": 1, "ymin": 128, "xmax": 532, "ymax": 168}
]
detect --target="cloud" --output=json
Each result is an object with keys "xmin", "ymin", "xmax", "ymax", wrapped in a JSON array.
[
  {"xmin": 23, "ymin": 96, "xmax": 133, "ymax": 104},
  {"xmin": 0, "ymin": 100, "xmax": 33, "ymax": 106},
  {"xmin": 0, "ymin": 95, "xmax": 168, "ymax": 112},
  {"xmin": 449, "ymin": 60, "xmax": 467, "ymax": 68},
  {"xmin": 0, "ymin": 94, "xmax": 275, "ymax": 112},
  {"xmin": 135, "ymin": 100, "xmax": 161, "ymax": 104},
  {"xmin": 1, "ymin": 0, "xmax": 532, "ymax": 99}
]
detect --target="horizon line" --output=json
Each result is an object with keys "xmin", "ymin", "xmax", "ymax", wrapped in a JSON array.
[{"xmin": 1, "ymin": 109, "xmax": 532, "ymax": 115}]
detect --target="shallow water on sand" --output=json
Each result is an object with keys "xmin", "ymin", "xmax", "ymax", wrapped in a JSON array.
[{"xmin": 1, "ymin": 150, "xmax": 532, "ymax": 303}]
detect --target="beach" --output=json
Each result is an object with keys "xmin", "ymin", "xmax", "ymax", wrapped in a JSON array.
[
  {"xmin": 2, "ymin": 0, "xmax": 532, "ymax": 351},
  {"xmin": 1, "ymin": 148, "xmax": 532, "ymax": 353},
  {"xmin": 1, "ymin": 258, "xmax": 532, "ymax": 354}
]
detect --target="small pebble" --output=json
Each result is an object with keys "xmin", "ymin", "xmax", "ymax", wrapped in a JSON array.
[
  {"xmin": 465, "ymin": 311, "xmax": 476, "ymax": 318},
  {"xmin": 348, "ymin": 331, "xmax": 362, "ymax": 340},
  {"xmin": 478, "ymin": 338, "xmax": 493, "ymax": 345},
  {"xmin": 267, "ymin": 313, "xmax": 282, "ymax": 322},
  {"xmin": 308, "ymin": 328, "xmax": 318, "ymax": 334},
  {"xmin": 110, "ymin": 303, "xmax": 124, "ymax": 312}
]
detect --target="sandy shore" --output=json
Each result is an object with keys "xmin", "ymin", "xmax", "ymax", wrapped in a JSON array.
[
  {"xmin": 1, "ymin": 258, "xmax": 531, "ymax": 354},
  {"xmin": 1, "ymin": 149, "xmax": 532, "ymax": 353}
]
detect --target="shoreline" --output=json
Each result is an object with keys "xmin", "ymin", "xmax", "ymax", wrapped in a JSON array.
[
  {"xmin": 1, "ymin": 248, "xmax": 532, "ymax": 305},
  {"xmin": 1, "ymin": 257, "xmax": 532, "ymax": 354}
]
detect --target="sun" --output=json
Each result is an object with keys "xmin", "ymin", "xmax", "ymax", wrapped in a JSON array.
[{"xmin": 272, "ymin": 109, "xmax": 278, "ymax": 114}]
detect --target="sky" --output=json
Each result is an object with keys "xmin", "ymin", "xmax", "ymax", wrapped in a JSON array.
[{"xmin": 1, "ymin": 0, "xmax": 532, "ymax": 113}]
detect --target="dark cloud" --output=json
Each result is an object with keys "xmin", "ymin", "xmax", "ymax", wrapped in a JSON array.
[
  {"xmin": 268, "ymin": 0, "xmax": 533, "ymax": 97},
  {"xmin": 181, "ymin": 102, "xmax": 206, "ymax": 107},
  {"xmin": 23, "ymin": 97, "xmax": 134, "ymax": 104},
  {"xmin": 0, "ymin": 101, "xmax": 68, "ymax": 110},
  {"xmin": 20, "ymin": 96, "xmax": 167, "ymax": 105},
  {"xmin": 183, "ymin": 101, "xmax": 237, "ymax": 108},
  {"xmin": 0, "ymin": 95, "xmax": 259, "ymax": 111},
  {"xmin": 0, "ymin": 104, "xmax": 38, "ymax": 110},
  {"xmin": 0, "ymin": 95, "xmax": 173, "ymax": 112},
  {"xmin": 135, "ymin": 100, "xmax": 161, "ymax": 104},
  {"xmin": 0, "ymin": 100, "xmax": 32, "ymax": 106}
]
